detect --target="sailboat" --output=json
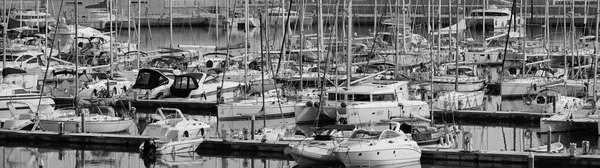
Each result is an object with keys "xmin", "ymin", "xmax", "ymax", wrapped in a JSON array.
[{"xmin": 38, "ymin": 2, "xmax": 135, "ymax": 133}]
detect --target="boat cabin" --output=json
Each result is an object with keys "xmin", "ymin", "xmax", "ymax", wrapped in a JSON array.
[{"xmin": 326, "ymin": 81, "xmax": 410, "ymax": 102}]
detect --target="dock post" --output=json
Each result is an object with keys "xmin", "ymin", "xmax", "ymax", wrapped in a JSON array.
[
  {"xmin": 59, "ymin": 122, "xmax": 64, "ymax": 135},
  {"xmin": 528, "ymin": 152, "xmax": 534, "ymax": 168},
  {"xmin": 462, "ymin": 131, "xmax": 472, "ymax": 152},
  {"xmin": 547, "ymin": 126, "xmax": 552, "ymax": 153},
  {"xmin": 75, "ymin": 122, "xmax": 81, "ymax": 133},
  {"xmin": 553, "ymin": 100, "xmax": 556, "ymax": 113},
  {"xmin": 583, "ymin": 140, "xmax": 590, "ymax": 155},
  {"xmin": 569, "ymin": 143, "xmax": 577, "ymax": 156},
  {"xmin": 133, "ymin": 92, "xmax": 138, "ymax": 101},
  {"xmin": 251, "ymin": 115, "xmax": 255, "ymax": 140}
]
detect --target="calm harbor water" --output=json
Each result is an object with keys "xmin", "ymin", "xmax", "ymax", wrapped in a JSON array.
[{"xmin": 17, "ymin": 25, "xmax": 598, "ymax": 167}]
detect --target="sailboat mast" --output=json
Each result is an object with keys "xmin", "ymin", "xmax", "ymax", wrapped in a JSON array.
[
  {"xmin": 2, "ymin": 0, "xmax": 6, "ymax": 68},
  {"xmin": 108, "ymin": 0, "xmax": 113, "ymax": 97},
  {"xmin": 244, "ymin": 0, "xmax": 249, "ymax": 95},
  {"xmin": 594, "ymin": 0, "xmax": 599, "ymax": 109},
  {"xmin": 259, "ymin": 13, "xmax": 266, "ymax": 128},
  {"xmin": 346, "ymin": 0, "xmax": 352, "ymax": 92},
  {"xmin": 127, "ymin": 0, "xmax": 131, "ymax": 52},
  {"xmin": 169, "ymin": 0, "xmax": 173, "ymax": 48},
  {"xmin": 570, "ymin": 0, "xmax": 575, "ymax": 79},
  {"xmin": 393, "ymin": 0, "xmax": 399, "ymax": 79},
  {"xmin": 483, "ymin": 0, "xmax": 486, "ymax": 51},
  {"xmin": 74, "ymin": 0, "xmax": 82, "ymax": 132},
  {"xmin": 137, "ymin": 0, "xmax": 141, "ymax": 68},
  {"xmin": 401, "ymin": 0, "xmax": 406, "ymax": 53},
  {"xmin": 428, "ymin": 0, "xmax": 433, "ymax": 124},
  {"xmin": 563, "ymin": 0, "xmax": 568, "ymax": 80},
  {"xmin": 374, "ymin": 0, "xmax": 377, "ymax": 32},
  {"xmin": 215, "ymin": 0, "xmax": 219, "ymax": 51},
  {"xmin": 317, "ymin": 0, "xmax": 324, "ymax": 89},
  {"xmin": 298, "ymin": 0, "xmax": 305, "ymax": 91}
]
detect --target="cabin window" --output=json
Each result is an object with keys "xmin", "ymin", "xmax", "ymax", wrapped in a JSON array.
[
  {"xmin": 173, "ymin": 76, "xmax": 198, "ymax": 89},
  {"xmin": 13, "ymin": 89, "xmax": 28, "ymax": 94},
  {"xmin": 353, "ymin": 94, "xmax": 371, "ymax": 101},
  {"xmin": 351, "ymin": 130, "xmax": 381, "ymax": 139},
  {"xmin": 26, "ymin": 58, "xmax": 38, "ymax": 64},
  {"xmin": 379, "ymin": 131, "xmax": 401, "ymax": 139},
  {"xmin": 372, "ymin": 94, "xmax": 395, "ymax": 101}
]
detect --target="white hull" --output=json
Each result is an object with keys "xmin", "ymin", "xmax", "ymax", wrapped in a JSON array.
[
  {"xmin": 39, "ymin": 119, "xmax": 134, "ymax": 133},
  {"xmin": 295, "ymin": 101, "xmax": 430, "ymax": 125},
  {"xmin": 540, "ymin": 117, "xmax": 599, "ymax": 134},
  {"xmin": 432, "ymin": 82, "xmax": 484, "ymax": 92},
  {"xmin": 156, "ymin": 138, "xmax": 204, "ymax": 154},
  {"xmin": 218, "ymin": 101, "xmax": 296, "ymax": 120},
  {"xmin": 228, "ymin": 18, "xmax": 260, "ymax": 27},
  {"xmin": 501, "ymin": 79, "xmax": 585, "ymax": 97},
  {"xmin": 287, "ymin": 142, "xmax": 339, "ymax": 165},
  {"xmin": 334, "ymin": 146, "xmax": 421, "ymax": 166},
  {"xmin": 0, "ymin": 96, "xmax": 54, "ymax": 115}
]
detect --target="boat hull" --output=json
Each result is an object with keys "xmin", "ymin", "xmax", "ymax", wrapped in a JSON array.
[
  {"xmin": 333, "ymin": 145, "xmax": 421, "ymax": 166},
  {"xmin": 156, "ymin": 138, "xmax": 205, "ymax": 154},
  {"xmin": 0, "ymin": 96, "xmax": 54, "ymax": 115},
  {"xmin": 218, "ymin": 102, "xmax": 295, "ymax": 121},
  {"xmin": 287, "ymin": 143, "xmax": 339, "ymax": 165},
  {"xmin": 39, "ymin": 119, "xmax": 134, "ymax": 133}
]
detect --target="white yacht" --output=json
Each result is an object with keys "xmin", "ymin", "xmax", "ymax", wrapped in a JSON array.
[
  {"xmin": 432, "ymin": 62, "xmax": 485, "ymax": 92},
  {"xmin": 294, "ymin": 81, "xmax": 430, "ymax": 126},
  {"xmin": 9, "ymin": 10, "xmax": 56, "ymax": 28},
  {"xmin": 287, "ymin": 125, "xmax": 355, "ymax": 165},
  {"xmin": 262, "ymin": 7, "xmax": 298, "ymax": 26},
  {"xmin": 0, "ymin": 84, "xmax": 54, "ymax": 117},
  {"xmin": 38, "ymin": 106, "xmax": 134, "ymax": 133},
  {"xmin": 465, "ymin": 5, "xmax": 524, "ymax": 32},
  {"xmin": 139, "ymin": 108, "xmax": 210, "ymax": 155},
  {"xmin": 333, "ymin": 122, "xmax": 421, "ymax": 166}
]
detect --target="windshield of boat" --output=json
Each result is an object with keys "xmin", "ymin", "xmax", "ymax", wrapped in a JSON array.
[
  {"xmin": 350, "ymin": 130, "xmax": 382, "ymax": 140},
  {"xmin": 327, "ymin": 93, "xmax": 395, "ymax": 102}
]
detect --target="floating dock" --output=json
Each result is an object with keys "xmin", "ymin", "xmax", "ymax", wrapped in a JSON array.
[
  {"xmin": 198, "ymin": 138, "xmax": 600, "ymax": 167},
  {"xmin": 0, "ymin": 130, "xmax": 151, "ymax": 148},
  {"xmin": 433, "ymin": 110, "xmax": 553, "ymax": 127},
  {"xmin": 422, "ymin": 148, "xmax": 600, "ymax": 167}
]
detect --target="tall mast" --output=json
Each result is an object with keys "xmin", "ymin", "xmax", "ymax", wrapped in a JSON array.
[
  {"xmin": 594, "ymin": 0, "xmax": 599, "ymax": 109},
  {"xmin": 215, "ymin": 0, "xmax": 219, "ymax": 51},
  {"xmin": 483, "ymin": 0, "xmax": 486, "ymax": 51},
  {"xmin": 169, "ymin": 0, "xmax": 173, "ymax": 48},
  {"xmin": 243, "ymin": 0, "xmax": 249, "ymax": 98},
  {"xmin": 393, "ymin": 0, "xmax": 399, "ymax": 79},
  {"xmin": 2, "ymin": 0, "xmax": 6, "ymax": 68},
  {"xmin": 259, "ymin": 13, "xmax": 266, "ymax": 128},
  {"xmin": 318, "ymin": 0, "xmax": 324, "ymax": 88},
  {"xmin": 346, "ymin": 0, "xmax": 352, "ymax": 93},
  {"xmin": 401, "ymin": 0, "xmax": 406, "ymax": 53},
  {"xmin": 374, "ymin": 0, "xmax": 377, "ymax": 33},
  {"xmin": 108, "ymin": 0, "xmax": 113, "ymax": 97},
  {"xmin": 298, "ymin": 0, "xmax": 306, "ymax": 91},
  {"xmin": 563, "ymin": 0, "xmax": 568, "ymax": 80},
  {"xmin": 570, "ymin": 0, "xmax": 575, "ymax": 79},
  {"xmin": 127, "ymin": 0, "xmax": 131, "ymax": 52},
  {"xmin": 428, "ymin": 0, "xmax": 433, "ymax": 124},
  {"xmin": 437, "ymin": 0, "xmax": 441, "ymax": 68},
  {"xmin": 137, "ymin": 0, "xmax": 141, "ymax": 68},
  {"xmin": 75, "ymin": 0, "xmax": 82, "ymax": 132}
]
